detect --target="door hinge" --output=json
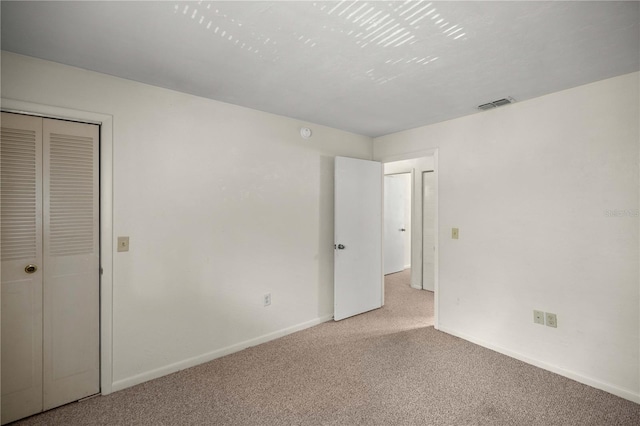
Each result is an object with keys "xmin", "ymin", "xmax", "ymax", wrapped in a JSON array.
[{"xmin": 100, "ymin": 267, "xmax": 103, "ymax": 275}]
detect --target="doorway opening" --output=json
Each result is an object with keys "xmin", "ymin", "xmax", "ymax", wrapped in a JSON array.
[{"xmin": 382, "ymin": 151, "xmax": 438, "ymax": 327}]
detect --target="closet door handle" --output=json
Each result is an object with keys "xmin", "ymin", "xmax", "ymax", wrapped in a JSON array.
[{"xmin": 24, "ymin": 264, "xmax": 38, "ymax": 274}]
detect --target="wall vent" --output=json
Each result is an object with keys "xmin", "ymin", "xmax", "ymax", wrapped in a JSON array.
[{"xmin": 477, "ymin": 97, "xmax": 515, "ymax": 111}]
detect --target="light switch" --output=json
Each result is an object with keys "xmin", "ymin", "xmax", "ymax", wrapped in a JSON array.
[
  {"xmin": 452, "ymin": 228, "xmax": 459, "ymax": 239},
  {"xmin": 117, "ymin": 236, "xmax": 129, "ymax": 252}
]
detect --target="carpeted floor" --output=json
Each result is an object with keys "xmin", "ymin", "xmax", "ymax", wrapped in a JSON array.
[{"xmin": 14, "ymin": 269, "xmax": 640, "ymax": 425}]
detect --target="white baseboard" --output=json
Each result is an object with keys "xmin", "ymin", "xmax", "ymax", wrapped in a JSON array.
[
  {"xmin": 438, "ymin": 326, "xmax": 640, "ymax": 404},
  {"xmin": 410, "ymin": 284, "xmax": 422, "ymax": 290},
  {"xmin": 111, "ymin": 314, "xmax": 333, "ymax": 392},
  {"xmin": 404, "ymin": 264, "xmax": 411, "ymax": 269}
]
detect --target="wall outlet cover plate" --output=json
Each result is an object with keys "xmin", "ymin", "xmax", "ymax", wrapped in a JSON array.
[{"xmin": 545, "ymin": 312, "xmax": 558, "ymax": 328}]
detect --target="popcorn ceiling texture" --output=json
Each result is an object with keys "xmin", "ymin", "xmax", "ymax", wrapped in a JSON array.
[{"xmin": 16, "ymin": 270, "xmax": 640, "ymax": 425}]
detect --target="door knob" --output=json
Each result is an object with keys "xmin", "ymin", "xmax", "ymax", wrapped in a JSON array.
[
  {"xmin": 400, "ymin": 228, "xmax": 406, "ymax": 232},
  {"xmin": 24, "ymin": 264, "xmax": 38, "ymax": 274},
  {"xmin": 335, "ymin": 244, "xmax": 346, "ymax": 250}
]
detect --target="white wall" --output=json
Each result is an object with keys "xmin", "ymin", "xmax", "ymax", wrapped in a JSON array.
[
  {"xmin": 1, "ymin": 51, "xmax": 373, "ymax": 390},
  {"xmin": 385, "ymin": 157, "xmax": 435, "ymax": 289},
  {"xmin": 375, "ymin": 72, "xmax": 640, "ymax": 402}
]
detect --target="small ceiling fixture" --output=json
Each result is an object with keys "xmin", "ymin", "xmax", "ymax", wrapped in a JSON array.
[
  {"xmin": 477, "ymin": 97, "xmax": 516, "ymax": 111},
  {"xmin": 300, "ymin": 127, "xmax": 312, "ymax": 139}
]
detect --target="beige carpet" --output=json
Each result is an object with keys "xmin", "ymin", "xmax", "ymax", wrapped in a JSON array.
[{"xmin": 15, "ymin": 269, "xmax": 640, "ymax": 425}]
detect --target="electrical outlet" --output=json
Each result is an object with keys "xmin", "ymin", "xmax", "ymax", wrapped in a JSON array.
[
  {"xmin": 533, "ymin": 310, "xmax": 545, "ymax": 325},
  {"xmin": 452, "ymin": 228, "xmax": 459, "ymax": 239},
  {"xmin": 117, "ymin": 236, "xmax": 129, "ymax": 252},
  {"xmin": 545, "ymin": 312, "xmax": 557, "ymax": 328},
  {"xmin": 264, "ymin": 293, "xmax": 271, "ymax": 307}
]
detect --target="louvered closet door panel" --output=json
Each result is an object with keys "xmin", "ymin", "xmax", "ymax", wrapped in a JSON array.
[
  {"xmin": 42, "ymin": 118, "xmax": 99, "ymax": 410},
  {"xmin": 1, "ymin": 112, "xmax": 44, "ymax": 425}
]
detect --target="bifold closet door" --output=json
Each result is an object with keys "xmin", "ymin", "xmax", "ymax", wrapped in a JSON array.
[
  {"xmin": 1, "ymin": 112, "xmax": 99, "ymax": 424},
  {"xmin": 42, "ymin": 117, "xmax": 99, "ymax": 410},
  {"xmin": 1, "ymin": 112, "xmax": 44, "ymax": 424}
]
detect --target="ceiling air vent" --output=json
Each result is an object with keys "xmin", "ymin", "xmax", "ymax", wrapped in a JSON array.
[{"xmin": 477, "ymin": 97, "xmax": 515, "ymax": 111}]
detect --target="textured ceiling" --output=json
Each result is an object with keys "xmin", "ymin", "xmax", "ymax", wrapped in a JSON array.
[{"xmin": 1, "ymin": 1, "xmax": 639, "ymax": 137}]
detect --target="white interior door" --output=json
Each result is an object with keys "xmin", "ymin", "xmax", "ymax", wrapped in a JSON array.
[
  {"xmin": 384, "ymin": 175, "xmax": 406, "ymax": 275},
  {"xmin": 1, "ymin": 112, "xmax": 44, "ymax": 424},
  {"xmin": 42, "ymin": 118, "xmax": 100, "ymax": 410},
  {"xmin": 1, "ymin": 113, "xmax": 99, "ymax": 424},
  {"xmin": 422, "ymin": 171, "xmax": 436, "ymax": 291},
  {"xmin": 334, "ymin": 156, "xmax": 383, "ymax": 321}
]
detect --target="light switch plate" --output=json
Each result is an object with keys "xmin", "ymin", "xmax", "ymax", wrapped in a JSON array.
[
  {"xmin": 117, "ymin": 236, "xmax": 129, "ymax": 252},
  {"xmin": 452, "ymin": 228, "xmax": 459, "ymax": 239}
]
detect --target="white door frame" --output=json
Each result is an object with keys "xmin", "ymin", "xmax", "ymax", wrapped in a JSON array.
[
  {"xmin": 421, "ymin": 170, "xmax": 436, "ymax": 292},
  {"xmin": 378, "ymin": 149, "xmax": 439, "ymax": 329},
  {"xmin": 1, "ymin": 98, "xmax": 114, "ymax": 395}
]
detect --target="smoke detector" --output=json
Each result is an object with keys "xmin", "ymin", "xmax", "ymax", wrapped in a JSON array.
[
  {"xmin": 300, "ymin": 127, "xmax": 312, "ymax": 139},
  {"xmin": 477, "ymin": 97, "xmax": 515, "ymax": 111}
]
